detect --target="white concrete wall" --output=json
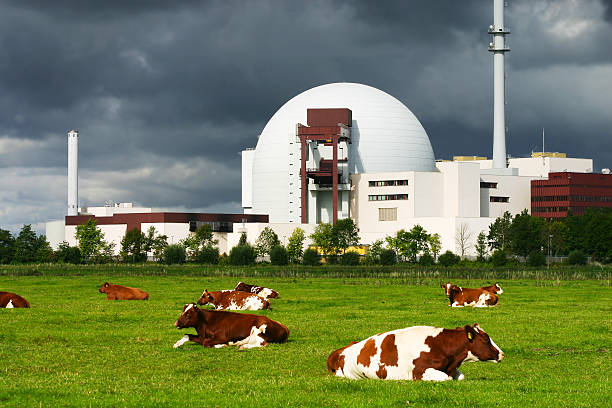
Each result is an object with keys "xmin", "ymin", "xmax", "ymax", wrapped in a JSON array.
[
  {"xmin": 241, "ymin": 149, "xmax": 255, "ymax": 210},
  {"xmin": 226, "ymin": 223, "xmax": 316, "ymax": 255},
  {"xmin": 45, "ymin": 220, "xmax": 66, "ymax": 250}
]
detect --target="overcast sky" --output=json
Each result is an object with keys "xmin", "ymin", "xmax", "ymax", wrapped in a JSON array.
[{"xmin": 1, "ymin": 0, "xmax": 611, "ymax": 234}]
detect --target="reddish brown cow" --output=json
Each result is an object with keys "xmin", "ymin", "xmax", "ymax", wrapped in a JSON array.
[
  {"xmin": 0, "ymin": 291, "xmax": 30, "ymax": 308},
  {"xmin": 197, "ymin": 289, "xmax": 270, "ymax": 310},
  {"xmin": 327, "ymin": 323, "xmax": 504, "ymax": 381},
  {"xmin": 99, "ymin": 282, "xmax": 149, "ymax": 300},
  {"xmin": 480, "ymin": 283, "xmax": 504, "ymax": 294},
  {"xmin": 234, "ymin": 281, "xmax": 279, "ymax": 299},
  {"xmin": 441, "ymin": 283, "xmax": 499, "ymax": 307},
  {"xmin": 173, "ymin": 303, "xmax": 290, "ymax": 349}
]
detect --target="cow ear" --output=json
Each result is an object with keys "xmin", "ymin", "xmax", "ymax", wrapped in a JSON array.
[
  {"xmin": 464, "ymin": 326, "xmax": 475, "ymax": 342},
  {"xmin": 104, "ymin": 282, "xmax": 109, "ymax": 287}
]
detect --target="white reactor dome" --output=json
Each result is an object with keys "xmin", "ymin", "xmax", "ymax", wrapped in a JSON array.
[{"xmin": 250, "ymin": 82, "xmax": 436, "ymax": 223}]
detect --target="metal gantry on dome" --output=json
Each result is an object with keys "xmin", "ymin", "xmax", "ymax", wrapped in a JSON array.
[{"xmin": 297, "ymin": 108, "xmax": 352, "ymax": 223}]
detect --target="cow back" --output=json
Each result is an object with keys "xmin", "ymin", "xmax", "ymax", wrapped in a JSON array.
[{"xmin": 0, "ymin": 291, "xmax": 31, "ymax": 308}]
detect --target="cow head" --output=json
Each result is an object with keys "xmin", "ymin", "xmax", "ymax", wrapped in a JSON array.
[
  {"xmin": 327, "ymin": 341, "xmax": 358, "ymax": 375},
  {"xmin": 493, "ymin": 283, "xmax": 504, "ymax": 294},
  {"xmin": 441, "ymin": 282, "xmax": 459, "ymax": 297},
  {"xmin": 99, "ymin": 282, "xmax": 111, "ymax": 293},
  {"xmin": 175, "ymin": 303, "xmax": 200, "ymax": 329},
  {"xmin": 464, "ymin": 323, "xmax": 504, "ymax": 363},
  {"xmin": 197, "ymin": 290, "xmax": 215, "ymax": 306}
]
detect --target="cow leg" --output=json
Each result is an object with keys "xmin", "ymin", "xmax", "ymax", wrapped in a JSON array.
[
  {"xmin": 173, "ymin": 334, "xmax": 202, "ymax": 348},
  {"xmin": 421, "ymin": 368, "xmax": 452, "ymax": 382},
  {"xmin": 202, "ymin": 338, "xmax": 230, "ymax": 348}
]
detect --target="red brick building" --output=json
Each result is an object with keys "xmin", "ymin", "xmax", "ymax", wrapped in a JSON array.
[{"xmin": 531, "ymin": 172, "xmax": 612, "ymax": 219}]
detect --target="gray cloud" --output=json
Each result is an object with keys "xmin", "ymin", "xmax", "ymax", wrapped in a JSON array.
[{"xmin": 0, "ymin": 0, "xmax": 610, "ymax": 233}]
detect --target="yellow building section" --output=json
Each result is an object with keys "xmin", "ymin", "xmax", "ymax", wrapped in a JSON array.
[
  {"xmin": 531, "ymin": 152, "xmax": 567, "ymax": 158},
  {"xmin": 453, "ymin": 156, "xmax": 488, "ymax": 161}
]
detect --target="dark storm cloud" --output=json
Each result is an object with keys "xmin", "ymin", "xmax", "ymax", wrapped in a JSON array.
[{"xmin": 0, "ymin": 0, "xmax": 611, "ymax": 233}]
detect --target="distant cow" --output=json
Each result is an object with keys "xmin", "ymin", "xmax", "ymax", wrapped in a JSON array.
[
  {"xmin": 99, "ymin": 282, "xmax": 149, "ymax": 300},
  {"xmin": 197, "ymin": 289, "xmax": 270, "ymax": 310},
  {"xmin": 0, "ymin": 291, "xmax": 30, "ymax": 308},
  {"xmin": 173, "ymin": 303, "xmax": 290, "ymax": 349},
  {"xmin": 480, "ymin": 283, "xmax": 504, "ymax": 294},
  {"xmin": 441, "ymin": 283, "xmax": 499, "ymax": 307},
  {"xmin": 234, "ymin": 282, "xmax": 279, "ymax": 299},
  {"xmin": 327, "ymin": 323, "xmax": 504, "ymax": 381}
]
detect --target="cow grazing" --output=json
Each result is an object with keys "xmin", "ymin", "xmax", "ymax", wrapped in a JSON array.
[
  {"xmin": 173, "ymin": 303, "xmax": 290, "ymax": 349},
  {"xmin": 234, "ymin": 281, "xmax": 279, "ymax": 299},
  {"xmin": 327, "ymin": 323, "xmax": 504, "ymax": 381},
  {"xmin": 441, "ymin": 283, "xmax": 499, "ymax": 307},
  {"xmin": 99, "ymin": 282, "xmax": 149, "ymax": 300},
  {"xmin": 0, "ymin": 291, "xmax": 30, "ymax": 308},
  {"xmin": 197, "ymin": 289, "xmax": 270, "ymax": 310}
]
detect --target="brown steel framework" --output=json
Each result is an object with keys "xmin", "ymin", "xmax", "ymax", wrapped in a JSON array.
[{"xmin": 297, "ymin": 109, "xmax": 351, "ymax": 224}]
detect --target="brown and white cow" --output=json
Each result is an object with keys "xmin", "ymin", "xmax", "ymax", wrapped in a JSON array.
[
  {"xmin": 327, "ymin": 323, "xmax": 504, "ymax": 381},
  {"xmin": 0, "ymin": 291, "xmax": 30, "ymax": 308},
  {"xmin": 197, "ymin": 289, "xmax": 270, "ymax": 310},
  {"xmin": 173, "ymin": 303, "xmax": 289, "ymax": 349},
  {"xmin": 441, "ymin": 283, "xmax": 499, "ymax": 307},
  {"xmin": 480, "ymin": 283, "xmax": 504, "ymax": 294},
  {"xmin": 99, "ymin": 282, "xmax": 149, "ymax": 300},
  {"xmin": 234, "ymin": 281, "xmax": 279, "ymax": 299}
]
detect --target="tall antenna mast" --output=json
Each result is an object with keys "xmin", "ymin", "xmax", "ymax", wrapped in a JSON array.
[
  {"xmin": 488, "ymin": 0, "xmax": 510, "ymax": 168},
  {"xmin": 542, "ymin": 127, "xmax": 545, "ymax": 165}
]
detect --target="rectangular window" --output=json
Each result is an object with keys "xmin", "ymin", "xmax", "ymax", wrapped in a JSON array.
[
  {"xmin": 368, "ymin": 194, "xmax": 409, "ymax": 201},
  {"xmin": 480, "ymin": 181, "xmax": 498, "ymax": 189},
  {"xmin": 490, "ymin": 196, "xmax": 509, "ymax": 203},
  {"xmin": 378, "ymin": 208, "xmax": 397, "ymax": 221},
  {"xmin": 369, "ymin": 179, "xmax": 409, "ymax": 187}
]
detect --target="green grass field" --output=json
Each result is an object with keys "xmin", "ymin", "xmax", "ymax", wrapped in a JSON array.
[{"xmin": 0, "ymin": 273, "xmax": 609, "ymax": 407}]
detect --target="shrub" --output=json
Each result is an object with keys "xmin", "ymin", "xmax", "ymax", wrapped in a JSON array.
[
  {"xmin": 229, "ymin": 244, "xmax": 256, "ymax": 266},
  {"xmin": 218, "ymin": 253, "xmax": 229, "ymax": 266},
  {"xmin": 566, "ymin": 249, "xmax": 587, "ymax": 265},
  {"xmin": 270, "ymin": 245, "xmax": 288, "ymax": 266},
  {"xmin": 196, "ymin": 245, "xmax": 219, "ymax": 264},
  {"xmin": 438, "ymin": 250, "xmax": 460, "ymax": 267},
  {"xmin": 418, "ymin": 253, "xmax": 435, "ymax": 266},
  {"xmin": 379, "ymin": 249, "xmax": 397, "ymax": 265},
  {"xmin": 341, "ymin": 251, "xmax": 360, "ymax": 266},
  {"xmin": 490, "ymin": 249, "xmax": 507, "ymax": 267},
  {"xmin": 163, "ymin": 244, "xmax": 186, "ymax": 265},
  {"xmin": 527, "ymin": 249, "xmax": 546, "ymax": 267},
  {"xmin": 55, "ymin": 242, "xmax": 81, "ymax": 264},
  {"xmin": 302, "ymin": 248, "xmax": 320, "ymax": 266}
]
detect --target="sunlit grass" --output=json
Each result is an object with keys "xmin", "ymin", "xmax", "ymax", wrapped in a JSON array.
[{"xmin": 0, "ymin": 275, "xmax": 609, "ymax": 407}]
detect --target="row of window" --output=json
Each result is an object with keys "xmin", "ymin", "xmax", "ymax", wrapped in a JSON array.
[
  {"xmin": 490, "ymin": 196, "xmax": 509, "ymax": 203},
  {"xmin": 533, "ymin": 207, "xmax": 568, "ymax": 213},
  {"xmin": 368, "ymin": 179, "xmax": 409, "ymax": 187},
  {"xmin": 480, "ymin": 182, "xmax": 498, "ymax": 189},
  {"xmin": 535, "ymin": 184, "xmax": 611, "ymax": 188},
  {"xmin": 532, "ymin": 195, "xmax": 612, "ymax": 203},
  {"xmin": 368, "ymin": 194, "xmax": 409, "ymax": 201}
]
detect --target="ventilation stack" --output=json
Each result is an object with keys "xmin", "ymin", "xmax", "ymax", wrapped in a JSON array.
[{"xmin": 67, "ymin": 129, "xmax": 79, "ymax": 216}]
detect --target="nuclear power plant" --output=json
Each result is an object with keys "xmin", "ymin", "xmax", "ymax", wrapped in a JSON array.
[{"xmin": 46, "ymin": 0, "xmax": 610, "ymax": 256}]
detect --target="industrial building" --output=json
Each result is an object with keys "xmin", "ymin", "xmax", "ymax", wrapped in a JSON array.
[{"xmin": 47, "ymin": 0, "xmax": 606, "ymax": 257}]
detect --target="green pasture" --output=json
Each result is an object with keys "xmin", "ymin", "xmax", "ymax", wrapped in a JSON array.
[{"xmin": 0, "ymin": 273, "xmax": 609, "ymax": 407}]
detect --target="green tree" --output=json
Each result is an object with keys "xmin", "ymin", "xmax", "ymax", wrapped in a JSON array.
[
  {"xmin": 546, "ymin": 221, "xmax": 569, "ymax": 256},
  {"xmin": 0, "ymin": 229, "xmax": 15, "ymax": 264},
  {"xmin": 583, "ymin": 208, "xmax": 612, "ymax": 260},
  {"xmin": 394, "ymin": 225, "xmax": 430, "ymax": 263},
  {"xmin": 341, "ymin": 251, "xmax": 361, "ymax": 265},
  {"xmin": 302, "ymin": 248, "xmax": 321, "ymax": 266},
  {"xmin": 255, "ymin": 227, "xmax": 280, "ymax": 258},
  {"xmin": 183, "ymin": 224, "xmax": 219, "ymax": 262},
  {"xmin": 55, "ymin": 241, "xmax": 81, "ymax": 264},
  {"xmin": 143, "ymin": 226, "xmax": 169, "ymax": 261},
  {"xmin": 428, "ymin": 233, "xmax": 442, "ymax": 261},
  {"xmin": 310, "ymin": 223, "xmax": 334, "ymax": 262},
  {"xmin": 13, "ymin": 224, "xmax": 39, "ymax": 263},
  {"xmin": 162, "ymin": 244, "xmax": 186, "ymax": 265},
  {"xmin": 364, "ymin": 239, "xmax": 385, "ymax": 265},
  {"xmin": 229, "ymin": 243, "xmax": 256, "ymax": 265},
  {"xmin": 270, "ymin": 245, "xmax": 288, "ymax": 265},
  {"xmin": 331, "ymin": 218, "xmax": 360, "ymax": 255},
  {"xmin": 286, "ymin": 227, "xmax": 305, "ymax": 263},
  {"xmin": 438, "ymin": 250, "xmax": 460, "ymax": 267},
  {"xmin": 475, "ymin": 231, "xmax": 489, "ymax": 262},
  {"xmin": 75, "ymin": 219, "xmax": 108, "ymax": 263},
  {"xmin": 488, "ymin": 211, "xmax": 512, "ymax": 251},
  {"xmin": 35, "ymin": 236, "xmax": 55, "ymax": 263},
  {"xmin": 238, "ymin": 232, "xmax": 248, "ymax": 245},
  {"xmin": 120, "ymin": 228, "xmax": 147, "ymax": 263},
  {"xmin": 508, "ymin": 210, "xmax": 544, "ymax": 257}
]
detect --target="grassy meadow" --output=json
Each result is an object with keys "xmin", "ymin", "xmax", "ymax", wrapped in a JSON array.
[{"xmin": 0, "ymin": 269, "xmax": 610, "ymax": 407}]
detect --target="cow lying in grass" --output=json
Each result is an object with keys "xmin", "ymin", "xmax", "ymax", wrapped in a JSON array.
[
  {"xmin": 234, "ymin": 282, "xmax": 279, "ymax": 299},
  {"xmin": 0, "ymin": 291, "xmax": 30, "ymax": 308},
  {"xmin": 327, "ymin": 323, "xmax": 504, "ymax": 381},
  {"xmin": 173, "ymin": 303, "xmax": 289, "ymax": 349},
  {"xmin": 441, "ymin": 283, "xmax": 500, "ymax": 307},
  {"xmin": 197, "ymin": 289, "xmax": 270, "ymax": 310},
  {"xmin": 99, "ymin": 282, "xmax": 149, "ymax": 300}
]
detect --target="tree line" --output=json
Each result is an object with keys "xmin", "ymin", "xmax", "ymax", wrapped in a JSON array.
[{"xmin": 1, "ymin": 207, "xmax": 610, "ymax": 265}]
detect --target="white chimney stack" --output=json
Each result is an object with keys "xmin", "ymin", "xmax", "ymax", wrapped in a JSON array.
[
  {"xmin": 67, "ymin": 129, "xmax": 79, "ymax": 216},
  {"xmin": 489, "ymin": 0, "xmax": 510, "ymax": 169}
]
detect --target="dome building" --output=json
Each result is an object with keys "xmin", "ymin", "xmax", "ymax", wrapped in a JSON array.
[{"xmin": 243, "ymin": 82, "xmax": 436, "ymax": 224}]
